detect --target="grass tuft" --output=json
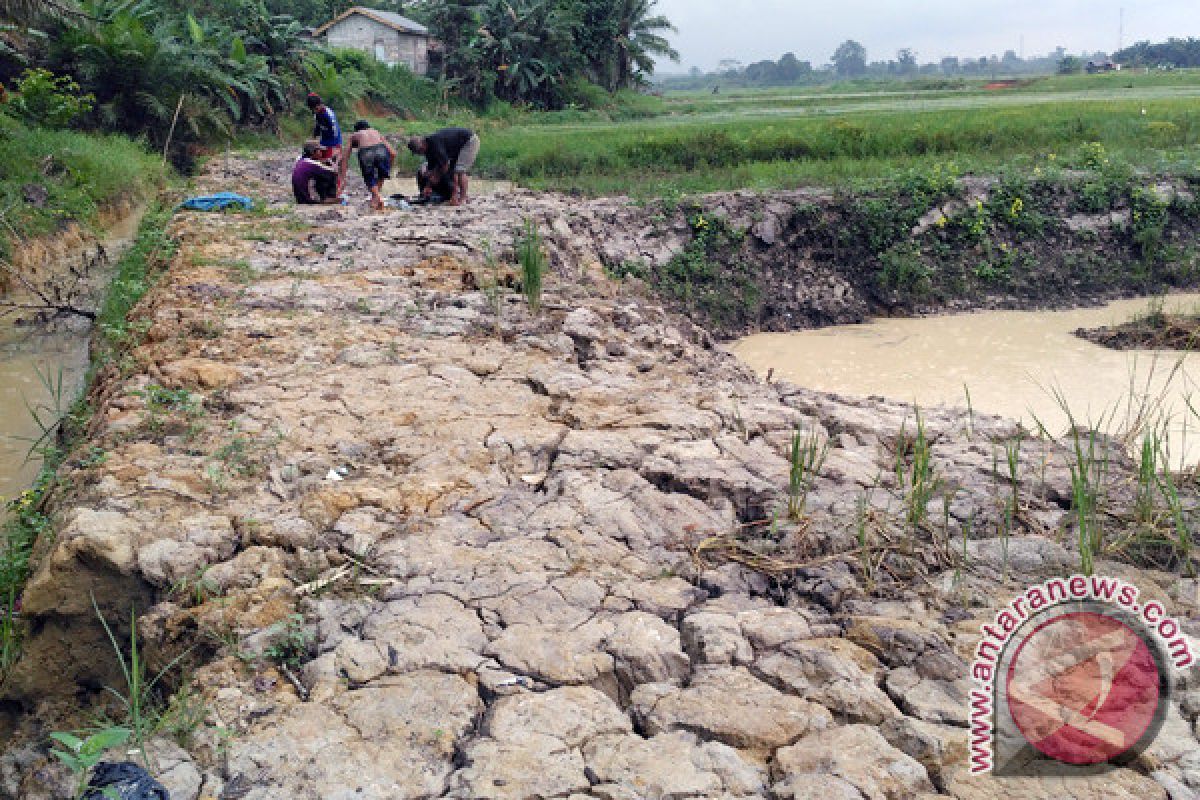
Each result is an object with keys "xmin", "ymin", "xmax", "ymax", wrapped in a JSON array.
[{"xmin": 517, "ymin": 217, "xmax": 547, "ymax": 313}]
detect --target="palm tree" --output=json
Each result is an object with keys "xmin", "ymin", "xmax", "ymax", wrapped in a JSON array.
[
  {"xmin": 476, "ymin": 0, "xmax": 576, "ymax": 107},
  {"xmin": 61, "ymin": 0, "xmax": 263, "ymax": 144},
  {"xmin": 1, "ymin": 0, "xmax": 83, "ymax": 24},
  {"xmin": 608, "ymin": 0, "xmax": 677, "ymax": 91}
]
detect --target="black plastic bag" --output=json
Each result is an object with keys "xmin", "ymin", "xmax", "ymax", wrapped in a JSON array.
[{"xmin": 81, "ymin": 762, "xmax": 170, "ymax": 800}]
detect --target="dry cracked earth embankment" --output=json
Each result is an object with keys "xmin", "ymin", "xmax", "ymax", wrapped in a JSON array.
[{"xmin": 1, "ymin": 152, "xmax": 1199, "ymax": 799}]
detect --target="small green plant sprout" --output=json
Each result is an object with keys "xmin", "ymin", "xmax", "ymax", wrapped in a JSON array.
[
  {"xmin": 19, "ymin": 365, "xmax": 69, "ymax": 461},
  {"xmin": 516, "ymin": 217, "xmax": 547, "ymax": 313},
  {"xmin": 156, "ymin": 681, "xmax": 209, "ymax": 747},
  {"xmin": 49, "ymin": 726, "xmax": 131, "ymax": 799},
  {"xmin": 963, "ymin": 383, "xmax": 975, "ymax": 440},
  {"xmin": 955, "ymin": 514, "xmax": 974, "ymax": 600},
  {"xmin": 1000, "ymin": 434, "xmax": 1024, "ymax": 580},
  {"xmin": 787, "ymin": 427, "xmax": 828, "ymax": 520},
  {"xmin": 93, "ymin": 596, "xmax": 191, "ymax": 755},
  {"xmin": 1140, "ymin": 294, "xmax": 1168, "ymax": 328},
  {"xmin": 264, "ymin": 613, "xmax": 314, "ymax": 669},
  {"xmin": 1069, "ymin": 427, "xmax": 1107, "ymax": 577},
  {"xmin": 1155, "ymin": 466, "xmax": 1195, "ymax": 576},
  {"xmin": 855, "ymin": 493, "xmax": 874, "ymax": 589},
  {"xmin": 170, "ymin": 567, "xmax": 218, "ymax": 608},
  {"xmin": 894, "ymin": 406, "xmax": 940, "ymax": 533},
  {"xmin": 1049, "ymin": 389, "xmax": 1110, "ymax": 577},
  {"xmin": 135, "ymin": 384, "xmax": 203, "ymax": 440},
  {"xmin": 1134, "ymin": 430, "xmax": 1160, "ymax": 527},
  {"xmin": 478, "ymin": 238, "xmax": 506, "ymax": 330}
]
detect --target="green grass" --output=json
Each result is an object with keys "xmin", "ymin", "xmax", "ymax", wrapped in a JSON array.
[
  {"xmin": 359, "ymin": 70, "xmax": 1200, "ymax": 198},
  {"xmin": 224, "ymin": 70, "xmax": 1200, "ymax": 199},
  {"xmin": 0, "ymin": 114, "xmax": 165, "ymax": 261},
  {"xmin": 475, "ymin": 97, "xmax": 1198, "ymax": 195}
]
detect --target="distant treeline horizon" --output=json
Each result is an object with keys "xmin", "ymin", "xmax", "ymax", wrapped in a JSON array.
[{"xmin": 657, "ymin": 36, "xmax": 1200, "ymax": 89}]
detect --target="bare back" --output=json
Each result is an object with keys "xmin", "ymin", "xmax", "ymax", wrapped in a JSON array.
[{"xmin": 350, "ymin": 129, "xmax": 387, "ymax": 149}]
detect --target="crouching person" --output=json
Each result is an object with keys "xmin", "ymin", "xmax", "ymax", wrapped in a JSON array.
[
  {"xmin": 292, "ymin": 141, "xmax": 340, "ymax": 205},
  {"xmin": 416, "ymin": 161, "xmax": 454, "ymax": 203}
]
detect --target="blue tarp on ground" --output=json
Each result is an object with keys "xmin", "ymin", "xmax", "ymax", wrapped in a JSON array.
[{"xmin": 178, "ymin": 192, "xmax": 254, "ymax": 212}]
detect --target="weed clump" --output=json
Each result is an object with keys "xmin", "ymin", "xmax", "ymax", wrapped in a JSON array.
[{"xmin": 517, "ymin": 218, "xmax": 547, "ymax": 314}]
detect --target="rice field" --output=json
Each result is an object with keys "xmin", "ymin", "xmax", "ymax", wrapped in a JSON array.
[{"xmin": 444, "ymin": 70, "xmax": 1200, "ymax": 197}]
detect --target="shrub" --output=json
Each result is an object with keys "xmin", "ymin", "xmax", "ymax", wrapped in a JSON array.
[
  {"xmin": 560, "ymin": 77, "xmax": 611, "ymax": 111},
  {"xmin": 879, "ymin": 243, "xmax": 933, "ymax": 295},
  {"xmin": 8, "ymin": 68, "xmax": 93, "ymax": 129},
  {"xmin": 1130, "ymin": 186, "xmax": 1170, "ymax": 263}
]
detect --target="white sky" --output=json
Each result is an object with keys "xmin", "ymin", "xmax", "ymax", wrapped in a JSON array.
[{"xmin": 653, "ymin": 0, "xmax": 1198, "ymax": 71}]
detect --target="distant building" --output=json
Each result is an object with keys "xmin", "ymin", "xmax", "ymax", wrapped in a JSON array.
[
  {"xmin": 313, "ymin": 7, "xmax": 430, "ymax": 75},
  {"xmin": 1085, "ymin": 60, "xmax": 1122, "ymax": 74}
]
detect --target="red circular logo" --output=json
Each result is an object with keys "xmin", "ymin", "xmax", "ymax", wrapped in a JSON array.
[{"xmin": 1005, "ymin": 611, "xmax": 1162, "ymax": 765}]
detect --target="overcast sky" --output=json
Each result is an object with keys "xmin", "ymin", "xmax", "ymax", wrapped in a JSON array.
[{"xmin": 653, "ymin": 0, "xmax": 1197, "ymax": 72}]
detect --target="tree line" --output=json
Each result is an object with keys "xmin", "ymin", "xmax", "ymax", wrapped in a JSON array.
[
  {"xmin": 0, "ymin": 0, "xmax": 678, "ymax": 158},
  {"xmin": 659, "ymin": 37, "xmax": 1174, "ymax": 91},
  {"xmin": 1115, "ymin": 38, "xmax": 1200, "ymax": 69}
]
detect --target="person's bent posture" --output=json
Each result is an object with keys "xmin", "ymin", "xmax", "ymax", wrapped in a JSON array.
[
  {"xmin": 341, "ymin": 120, "xmax": 397, "ymax": 211},
  {"xmin": 406, "ymin": 127, "xmax": 480, "ymax": 206},
  {"xmin": 292, "ymin": 141, "xmax": 340, "ymax": 205},
  {"xmin": 417, "ymin": 161, "xmax": 453, "ymax": 202}
]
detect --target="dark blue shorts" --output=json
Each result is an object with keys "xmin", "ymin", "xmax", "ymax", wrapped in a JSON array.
[{"xmin": 358, "ymin": 145, "xmax": 391, "ymax": 189}]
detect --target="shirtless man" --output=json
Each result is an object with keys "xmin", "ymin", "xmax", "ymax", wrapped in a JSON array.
[{"xmin": 340, "ymin": 120, "xmax": 397, "ymax": 211}]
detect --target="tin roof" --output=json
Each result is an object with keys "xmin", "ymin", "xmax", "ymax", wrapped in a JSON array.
[{"xmin": 313, "ymin": 7, "xmax": 430, "ymax": 38}]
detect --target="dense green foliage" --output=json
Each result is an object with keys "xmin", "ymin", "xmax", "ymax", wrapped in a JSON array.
[
  {"xmin": 1, "ymin": 0, "xmax": 680, "ymax": 159},
  {"xmin": 1, "ymin": 0, "xmax": 312, "ymax": 163},
  {"xmin": 426, "ymin": 0, "xmax": 677, "ymax": 108}
]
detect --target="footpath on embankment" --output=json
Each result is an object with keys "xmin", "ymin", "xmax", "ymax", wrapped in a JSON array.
[{"xmin": 1, "ymin": 151, "xmax": 1198, "ymax": 799}]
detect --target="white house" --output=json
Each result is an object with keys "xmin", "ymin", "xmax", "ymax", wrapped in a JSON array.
[{"xmin": 313, "ymin": 7, "xmax": 431, "ymax": 75}]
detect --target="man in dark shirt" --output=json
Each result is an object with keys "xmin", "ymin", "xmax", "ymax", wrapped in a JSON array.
[
  {"xmin": 292, "ymin": 141, "xmax": 340, "ymax": 204},
  {"xmin": 406, "ymin": 127, "xmax": 480, "ymax": 206}
]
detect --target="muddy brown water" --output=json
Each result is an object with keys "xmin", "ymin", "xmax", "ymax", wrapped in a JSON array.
[
  {"xmin": 0, "ymin": 211, "xmax": 143, "ymax": 504},
  {"xmin": 732, "ymin": 294, "xmax": 1200, "ymax": 468},
  {"xmin": 0, "ymin": 329, "xmax": 92, "ymax": 502}
]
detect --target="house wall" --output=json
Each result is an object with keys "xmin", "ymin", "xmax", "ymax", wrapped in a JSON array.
[{"xmin": 324, "ymin": 15, "xmax": 429, "ymax": 75}]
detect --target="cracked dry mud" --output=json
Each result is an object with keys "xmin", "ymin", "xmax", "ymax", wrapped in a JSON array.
[{"xmin": 2, "ymin": 152, "xmax": 1199, "ymax": 800}]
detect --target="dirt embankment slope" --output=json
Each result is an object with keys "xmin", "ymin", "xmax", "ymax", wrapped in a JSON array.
[
  {"xmin": 1, "ymin": 153, "xmax": 1197, "ymax": 799},
  {"xmin": 596, "ymin": 174, "xmax": 1200, "ymax": 338}
]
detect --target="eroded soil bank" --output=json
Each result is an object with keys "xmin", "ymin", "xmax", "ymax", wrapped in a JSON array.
[
  {"xmin": 604, "ymin": 171, "xmax": 1200, "ymax": 338},
  {"xmin": 1, "ymin": 153, "xmax": 1198, "ymax": 799}
]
